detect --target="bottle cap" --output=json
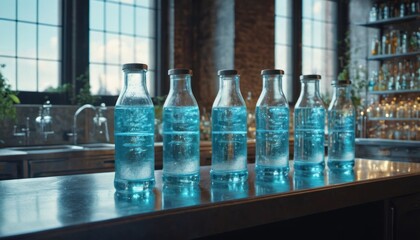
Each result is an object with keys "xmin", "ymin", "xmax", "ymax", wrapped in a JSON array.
[
  {"xmin": 333, "ymin": 79, "xmax": 352, "ymax": 85},
  {"xmin": 261, "ymin": 69, "xmax": 285, "ymax": 75},
  {"xmin": 122, "ymin": 63, "xmax": 148, "ymax": 71},
  {"xmin": 218, "ymin": 69, "xmax": 238, "ymax": 76},
  {"xmin": 300, "ymin": 74, "xmax": 321, "ymax": 80},
  {"xmin": 168, "ymin": 68, "xmax": 193, "ymax": 75}
]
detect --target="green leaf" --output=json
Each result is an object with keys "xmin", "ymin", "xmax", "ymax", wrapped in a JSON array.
[{"xmin": 9, "ymin": 94, "xmax": 20, "ymax": 104}]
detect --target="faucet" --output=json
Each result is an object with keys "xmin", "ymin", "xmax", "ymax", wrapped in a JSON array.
[
  {"xmin": 35, "ymin": 100, "xmax": 54, "ymax": 141},
  {"xmin": 70, "ymin": 103, "xmax": 109, "ymax": 145},
  {"xmin": 93, "ymin": 103, "xmax": 110, "ymax": 142},
  {"xmin": 13, "ymin": 117, "xmax": 30, "ymax": 145}
]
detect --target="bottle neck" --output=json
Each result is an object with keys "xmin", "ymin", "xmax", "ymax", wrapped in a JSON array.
[
  {"xmin": 332, "ymin": 84, "xmax": 352, "ymax": 102},
  {"xmin": 169, "ymin": 74, "xmax": 192, "ymax": 93},
  {"xmin": 300, "ymin": 79, "xmax": 320, "ymax": 98},
  {"xmin": 124, "ymin": 70, "xmax": 148, "ymax": 93},
  {"xmin": 219, "ymin": 75, "xmax": 240, "ymax": 93},
  {"xmin": 263, "ymin": 75, "xmax": 283, "ymax": 95},
  {"xmin": 215, "ymin": 75, "xmax": 245, "ymax": 107}
]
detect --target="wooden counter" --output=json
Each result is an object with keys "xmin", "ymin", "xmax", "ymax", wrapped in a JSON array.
[{"xmin": 1, "ymin": 158, "xmax": 420, "ymax": 239}]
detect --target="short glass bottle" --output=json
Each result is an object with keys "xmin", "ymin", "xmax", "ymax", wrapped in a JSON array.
[
  {"xmin": 114, "ymin": 63, "xmax": 155, "ymax": 196},
  {"xmin": 255, "ymin": 69, "xmax": 289, "ymax": 179},
  {"xmin": 328, "ymin": 79, "xmax": 355, "ymax": 170},
  {"xmin": 211, "ymin": 69, "xmax": 248, "ymax": 182},
  {"xmin": 293, "ymin": 74, "xmax": 326, "ymax": 175},
  {"xmin": 162, "ymin": 68, "xmax": 200, "ymax": 185}
]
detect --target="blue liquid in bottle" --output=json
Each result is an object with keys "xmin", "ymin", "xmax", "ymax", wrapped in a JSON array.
[
  {"xmin": 327, "ymin": 79, "xmax": 355, "ymax": 171},
  {"xmin": 256, "ymin": 106, "xmax": 289, "ymax": 177},
  {"xmin": 328, "ymin": 109, "xmax": 355, "ymax": 170},
  {"xmin": 211, "ymin": 106, "xmax": 248, "ymax": 182},
  {"xmin": 294, "ymin": 107, "xmax": 325, "ymax": 174},
  {"xmin": 163, "ymin": 106, "xmax": 200, "ymax": 185},
  {"xmin": 114, "ymin": 106, "xmax": 155, "ymax": 194}
]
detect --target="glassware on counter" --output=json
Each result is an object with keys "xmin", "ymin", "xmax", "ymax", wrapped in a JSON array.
[{"xmin": 114, "ymin": 63, "xmax": 155, "ymax": 196}]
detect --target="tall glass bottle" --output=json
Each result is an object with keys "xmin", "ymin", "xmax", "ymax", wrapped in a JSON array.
[
  {"xmin": 162, "ymin": 68, "xmax": 200, "ymax": 185},
  {"xmin": 255, "ymin": 69, "xmax": 289, "ymax": 179},
  {"xmin": 293, "ymin": 74, "xmax": 326, "ymax": 174},
  {"xmin": 211, "ymin": 69, "xmax": 248, "ymax": 182},
  {"xmin": 328, "ymin": 79, "xmax": 355, "ymax": 170},
  {"xmin": 114, "ymin": 63, "xmax": 155, "ymax": 196}
]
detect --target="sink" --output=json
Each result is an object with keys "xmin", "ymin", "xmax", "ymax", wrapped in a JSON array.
[
  {"xmin": 79, "ymin": 143, "xmax": 115, "ymax": 150},
  {"xmin": 7, "ymin": 143, "xmax": 114, "ymax": 154},
  {"xmin": 9, "ymin": 145, "xmax": 84, "ymax": 153}
]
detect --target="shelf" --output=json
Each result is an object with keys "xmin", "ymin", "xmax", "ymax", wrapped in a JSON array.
[
  {"xmin": 367, "ymin": 51, "xmax": 420, "ymax": 61},
  {"xmin": 359, "ymin": 14, "xmax": 420, "ymax": 28},
  {"xmin": 368, "ymin": 117, "xmax": 419, "ymax": 121},
  {"xmin": 368, "ymin": 89, "xmax": 420, "ymax": 95}
]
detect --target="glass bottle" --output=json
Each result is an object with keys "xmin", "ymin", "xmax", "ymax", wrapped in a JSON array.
[
  {"xmin": 211, "ymin": 69, "xmax": 248, "ymax": 182},
  {"xmin": 162, "ymin": 68, "xmax": 200, "ymax": 185},
  {"xmin": 255, "ymin": 69, "xmax": 289, "ymax": 179},
  {"xmin": 293, "ymin": 74, "xmax": 326, "ymax": 174},
  {"xmin": 327, "ymin": 79, "xmax": 356, "ymax": 171},
  {"xmin": 114, "ymin": 63, "xmax": 155, "ymax": 196}
]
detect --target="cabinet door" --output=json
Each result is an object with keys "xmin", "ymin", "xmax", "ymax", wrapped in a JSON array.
[
  {"xmin": 390, "ymin": 193, "xmax": 420, "ymax": 240},
  {"xmin": 0, "ymin": 161, "xmax": 19, "ymax": 180}
]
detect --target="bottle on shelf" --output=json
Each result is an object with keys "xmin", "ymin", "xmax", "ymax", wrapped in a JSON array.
[{"xmin": 162, "ymin": 68, "xmax": 200, "ymax": 186}]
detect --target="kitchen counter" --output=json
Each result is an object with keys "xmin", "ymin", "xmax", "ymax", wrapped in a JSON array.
[{"xmin": 1, "ymin": 158, "xmax": 420, "ymax": 239}]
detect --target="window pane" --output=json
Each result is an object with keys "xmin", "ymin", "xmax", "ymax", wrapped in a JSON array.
[
  {"xmin": 120, "ymin": 35, "xmax": 134, "ymax": 63},
  {"xmin": 275, "ymin": 17, "xmax": 291, "ymax": 45},
  {"xmin": 17, "ymin": 59, "xmax": 36, "ymax": 91},
  {"xmin": 17, "ymin": 0, "xmax": 36, "ymax": 22},
  {"xmin": 302, "ymin": 0, "xmax": 313, "ymax": 18},
  {"xmin": 106, "ymin": 2, "xmax": 119, "ymax": 33},
  {"xmin": 275, "ymin": 0, "xmax": 290, "ymax": 17},
  {"xmin": 90, "ymin": 31, "xmax": 105, "ymax": 63},
  {"xmin": 312, "ymin": 21, "xmax": 324, "ymax": 48},
  {"xmin": 0, "ymin": 57, "xmax": 16, "ymax": 90},
  {"xmin": 312, "ymin": 0, "xmax": 326, "ymax": 21},
  {"xmin": 90, "ymin": 0, "xmax": 104, "ymax": 30},
  {"xmin": 275, "ymin": 45, "xmax": 291, "ymax": 74},
  {"xmin": 146, "ymin": 69, "xmax": 155, "ymax": 96},
  {"xmin": 105, "ymin": 33, "xmax": 120, "ymax": 64},
  {"xmin": 302, "ymin": 46, "xmax": 312, "ymax": 74},
  {"xmin": 38, "ymin": 26, "xmax": 60, "ymax": 60},
  {"xmin": 38, "ymin": 60, "xmax": 59, "ymax": 91},
  {"xmin": 0, "ymin": 21, "xmax": 16, "ymax": 56},
  {"xmin": 302, "ymin": 19, "xmax": 313, "ymax": 47},
  {"xmin": 0, "ymin": 0, "xmax": 16, "ymax": 19},
  {"xmin": 105, "ymin": 65, "xmax": 120, "ymax": 95},
  {"xmin": 135, "ymin": 37, "xmax": 154, "ymax": 68},
  {"xmin": 90, "ymin": 64, "xmax": 105, "ymax": 95},
  {"xmin": 136, "ymin": 0, "xmax": 153, "ymax": 8},
  {"xmin": 39, "ymin": 0, "xmax": 60, "ymax": 25},
  {"xmin": 121, "ymin": 4, "xmax": 134, "ymax": 35},
  {"xmin": 17, "ymin": 22, "xmax": 36, "ymax": 58},
  {"xmin": 136, "ymin": 7, "xmax": 153, "ymax": 37}
]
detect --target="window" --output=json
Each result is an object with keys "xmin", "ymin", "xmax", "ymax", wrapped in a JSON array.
[
  {"xmin": 0, "ymin": 0, "xmax": 157, "ymax": 104},
  {"xmin": 302, "ymin": 0, "xmax": 337, "ymax": 96},
  {"xmin": 274, "ymin": 0, "xmax": 293, "ymax": 102},
  {"xmin": 275, "ymin": 0, "xmax": 339, "ymax": 100},
  {"xmin": 0, "ymin": 0, "xmax": 61, "ymax": 92},
  {"xmin": 89, "ymin": 0, "xmax": 156, "ymax": 97}
]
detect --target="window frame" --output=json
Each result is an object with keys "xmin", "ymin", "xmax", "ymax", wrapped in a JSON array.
[
  {"xmin": 275, "ymin": 0, "xmax": 348, "ymax": 104},
  {"xmin": 5, "ymin": 0, "xmax": 163, "ymax": 106}
]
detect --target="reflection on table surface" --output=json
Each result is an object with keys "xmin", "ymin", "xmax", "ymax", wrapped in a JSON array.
[{"xmin": 1, "ymin": 158, "xmax": 420, "ymax": 238}]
